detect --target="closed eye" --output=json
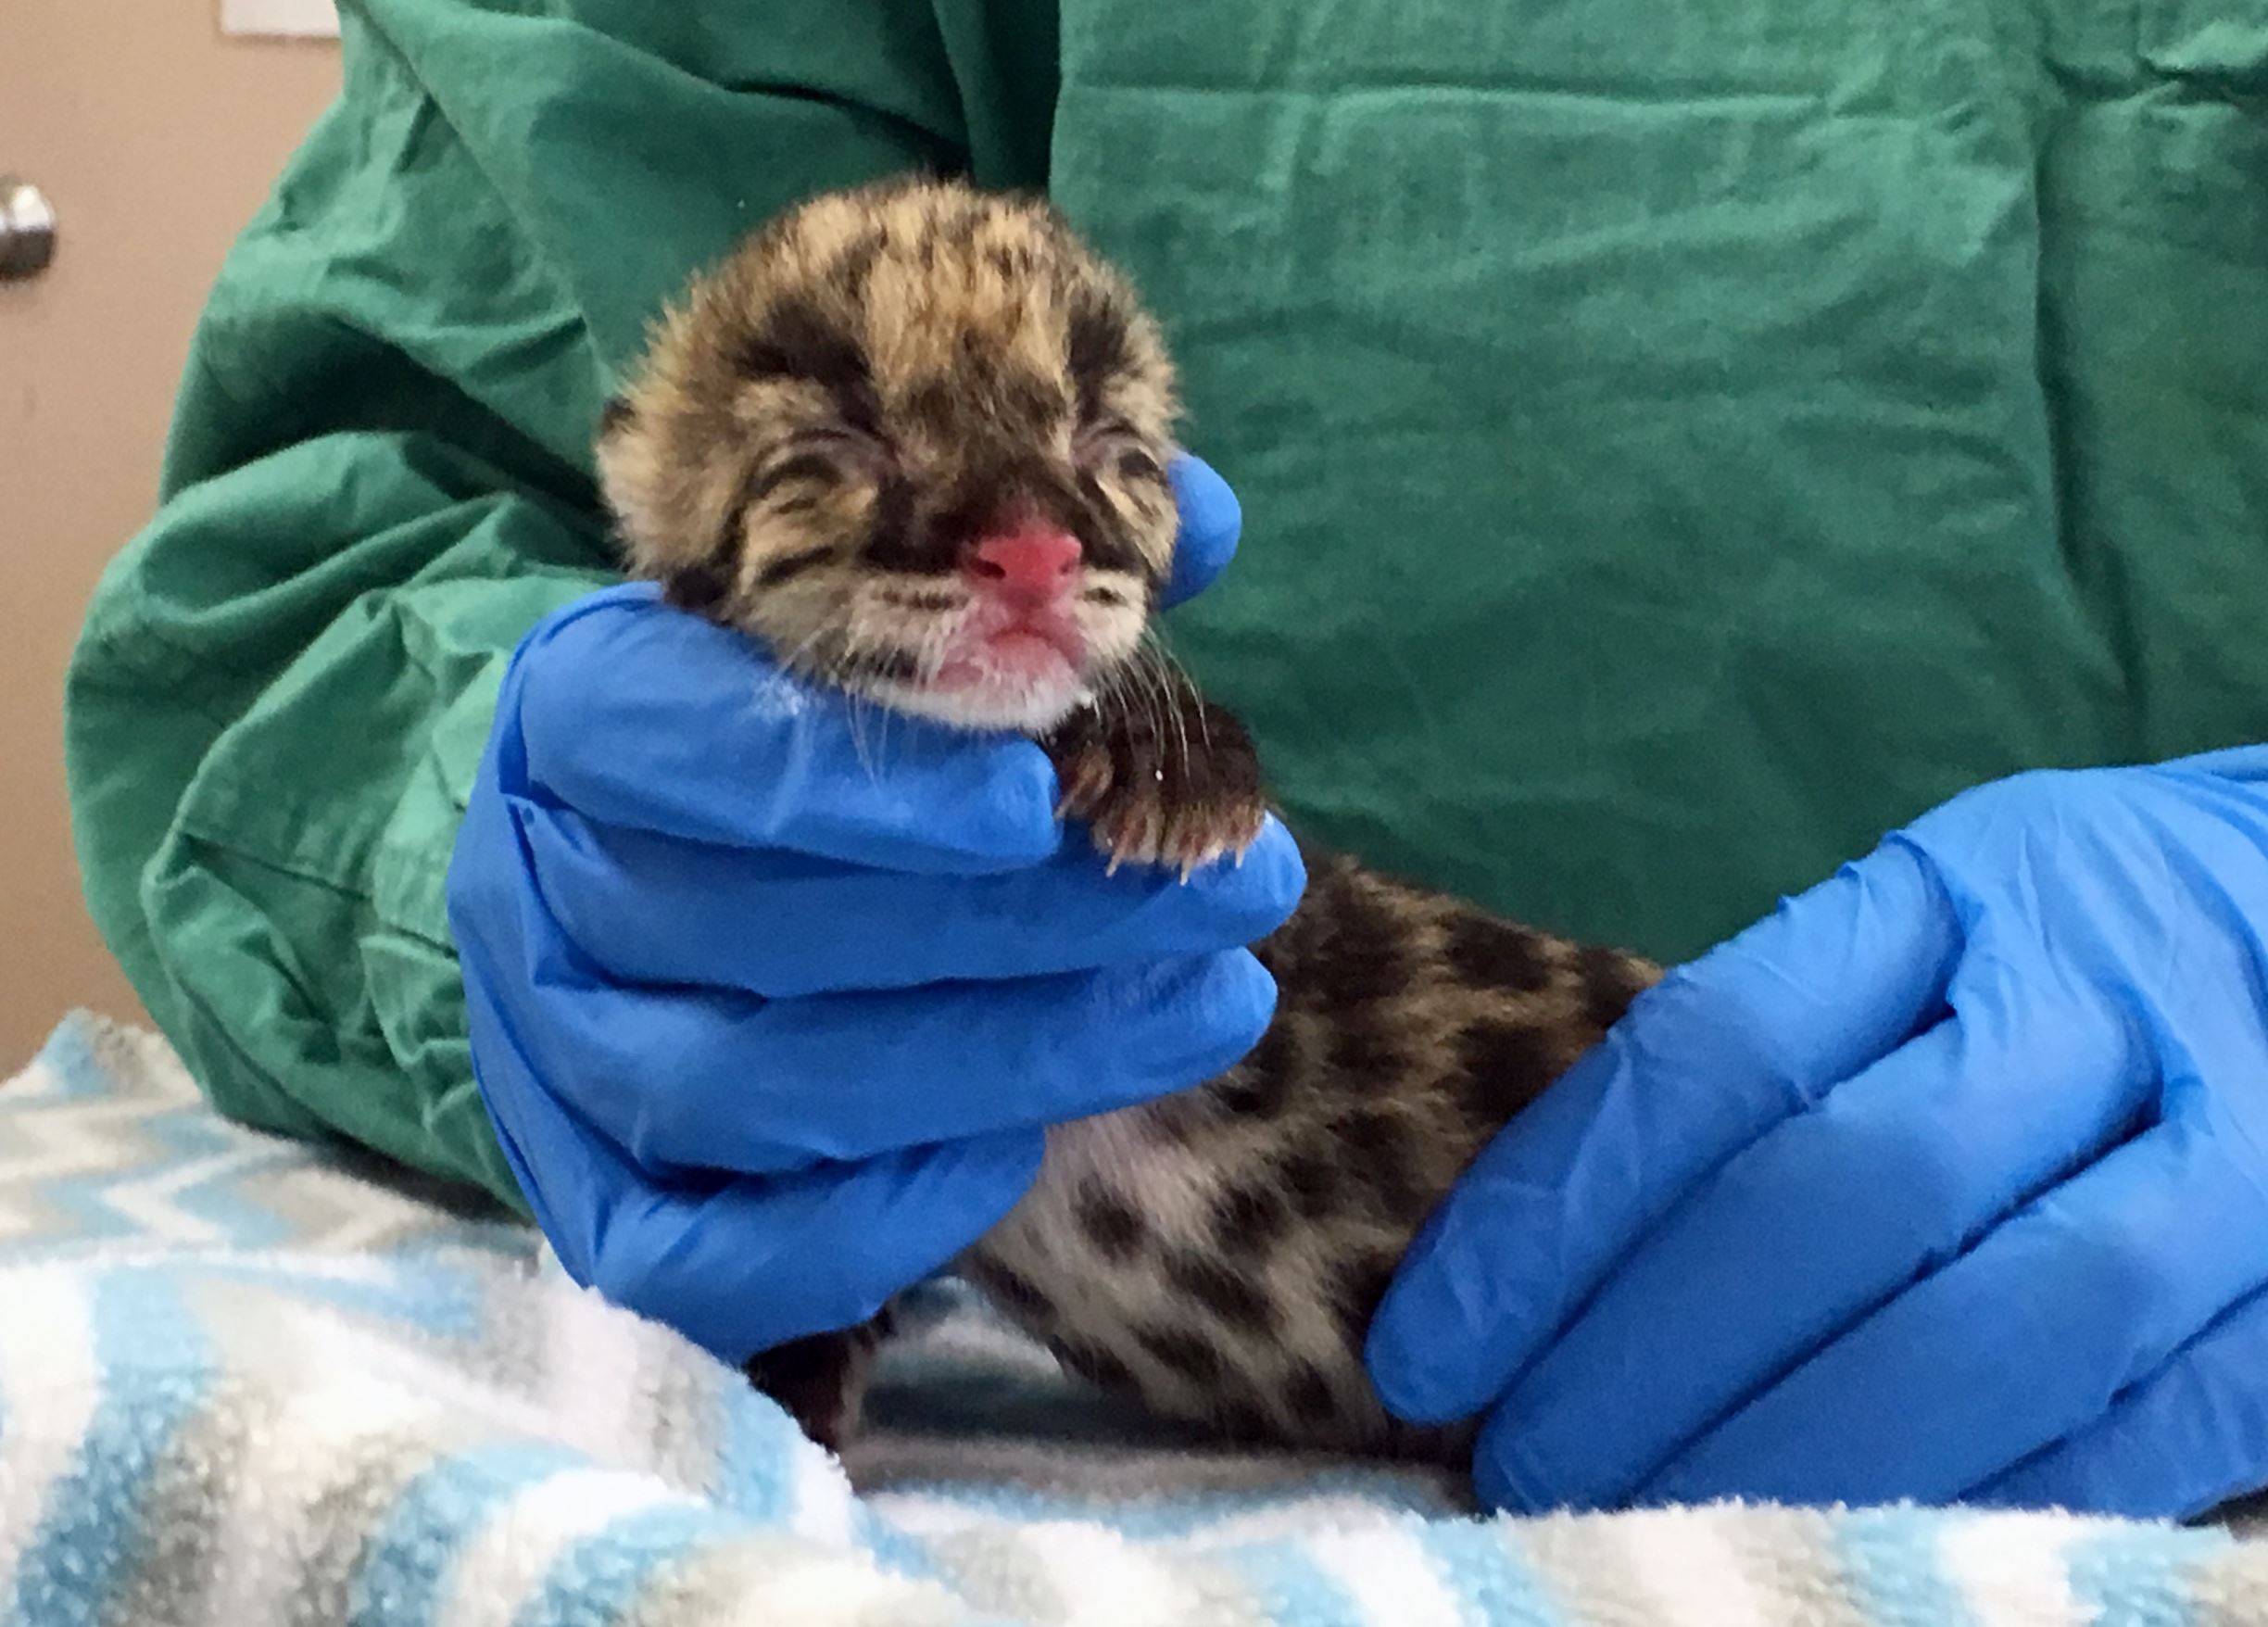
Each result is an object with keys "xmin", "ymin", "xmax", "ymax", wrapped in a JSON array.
[
  {"xmin": 1075, "ymin": 417, "xmax": 1162, "ymax": 482},
  {"xmin": 746, "ymin": 448, "xmax": 847, "ymax": 503},
  {"xmin": 1111, "ymin": 446, "xmax": 1164, "ymax": 485},
  {"xmin": 788, "ymin": 424, "xmax": 886, "ymax": 457},
  {"xmin": 748, "ymin": 426, "xmax": 892, "ymax": 501},
  {"xmin": 784, "ymin": 424, "xmax": 893, "ymax": 468}
]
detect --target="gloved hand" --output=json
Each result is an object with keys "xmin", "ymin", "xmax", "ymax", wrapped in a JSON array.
[
  {"xmin": 447, "ymin": 455, "xmax": 1304, "ymax": 1364},
  {"xmin": 1367, "ymin": 745, "xmax": 2268, "ymax": 1520}
]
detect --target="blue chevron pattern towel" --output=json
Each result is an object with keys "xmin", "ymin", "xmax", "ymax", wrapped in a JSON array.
[{"xmin": 5, "ymin": 1010, "xmax": 2268, "ymax": 1626}]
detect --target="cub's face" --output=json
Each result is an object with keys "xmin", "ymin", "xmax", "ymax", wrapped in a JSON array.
[{"xmin": 598, "ymin": 178, "xmax": 1183, "ymax": 733}]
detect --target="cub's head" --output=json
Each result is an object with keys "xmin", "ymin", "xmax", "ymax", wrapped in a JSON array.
[{"xmin": 598, "ymin": 177, "xmax": 1181, "ymax": 733}]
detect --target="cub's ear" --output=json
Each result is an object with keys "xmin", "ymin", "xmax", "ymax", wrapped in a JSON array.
[
  {"xmin": 593, "ymin": 385, "xmax": 746, "ymax": 612},
  {"xmin": 594, "ymin": 390, "xmax": 685, "ymax": 578}
]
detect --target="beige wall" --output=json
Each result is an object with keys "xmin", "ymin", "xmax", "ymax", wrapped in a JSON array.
[{"xmin": 0, "ymin": 5, "xmax": 340, "ymax": 1066}]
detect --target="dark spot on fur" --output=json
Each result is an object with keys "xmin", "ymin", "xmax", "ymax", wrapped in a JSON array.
[
  {"xmin": 1274, "ymin": 1147, "xmax": 1341, "ymax": 1221},
  {"xmin": 999, "ymin": 369, "xmax": 1071, "ymax": 430},
  {"xmin": 936, "ymin": 198, "xmax": 986, "ymax": 247},
  {"xmin": 598, "ymin": 394, "xmax": 634, "ymax": 435},
  {"xmin": 1455, "ymin": 1018, "xmax": 1562, "ymax": 1126},
  {"xmin": 860, "ymin": 474, "xmax": 948, "ymax": 574},
  {"xmin": 1082, "ymin": 585, "xmax": 1129, "ymax": 608},
  {"xmin": 1330, "ymin": 1251, "xmax": 1400, "ymax": 1356},
  {"xmin": 1329, "ymin": 1107, "xmax": 1427, "ymax": 1221},
  {"xmin": 971, "ymin": 1261, "xmax": 1053, "ymax": 1323},
  {"xmin": 901, "ymin": 378, "xmax": 959, "ymax": 439},
  {"xmin": 1219, "ymin": 1399, "xmax": 1275, "ymax": 1442},
  {"xmin": 1308, "ymin": 883, "xmax": 1409, "ymax": 1006},
  {"xmin": 1137, "ymin": 1322, "xmax": 1226, "ymax": 1382},
  {"xmin": 734, "ymin": 297, "xmax": 882, "ymax": 435},
  {"xmin": 1067, "ymin": 296, "xmax": 1133, "ymax": 420},
  {"xmin": 662, "ymin": 561, "xmax": 733, "ymax": 613},
  {"xmin": 987, "ymin": 242, "xmax": 1040, "ymax": 283},
  {"xmin": 1076, "ymin": 1180, "xmax": 1148, "ymax": 1263},
  {"xmin": 1079, "ymin": 533, "xmax": 1147, "ymax": 580},
  {"xmin": 1327, "ymin": 1016, "xmax": 1403, "ymax": 1080},
  {"xmin": 1443, "ymin": 914, "xmax": 1555, "ymax": 993},
  {"xmin": 922, "ymin": 478, "xmax": 1009, "ymax": 558},
  {"xmin": 1577, "ymin": 946, "xmax": 1651, "ymax": 1034},
  {"xmin": 1216, "ymin": 1022, "xmax": 1293, "ymax": 1119},
  {"xmin": 1052, "ymin": 1337, "xmax": 1136, "ymax": 1393},
  {"xmin": 831, "ymin": 228, "xmax": 888, "ymax": 298},
  {"xmin": 1288, "ymin": 1361, "xmax": 1339, "ymax": 1426},
  {"xmin": 1166, "ymin": 1250, "xmax": 1280, "ymax": 1334},
  {"xmin": 754, "ymin": 544, "xmax": 838, "ymax": 589},
  {"xmin": 1211, "ymin": 1180, "xmax": 1292, "ymax": 1256}
]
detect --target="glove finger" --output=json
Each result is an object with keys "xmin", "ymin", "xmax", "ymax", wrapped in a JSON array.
[
  {"xmin": 1633, "ymin": 1120, "xmax": 2268, "ymax": 1510},
  {"xmin": 460, "ymin": 927, "xmax": 1047, "ymax": 1360},
  {"xmin": 509, "ymin": 584, "xmax": 1061, "ymax": 873},
  {"xmin": 2161, "ymin": 743, "xmax": 2268, "ymax": 786},
  {"xmin": 1971, "ymin": 1279, "xmax": 2268, "ymax": 1520},
  {"xmin": 584, "ymin": 1135, "xmax": 1041, "ymax": 1361},
  {"xmin": 1161, "ymin": 453, "xmax": 1241, "ymax": 609},
  {"xmin": 517, "ymin": 930, "xmax": 1279, "ymax": 1174},
  {"xmin": 1367, "ymin": 838, "xmax": 1961, "ymax": 1426},
  {"xmin": 1473, "ymin": 975, "xmax": 2152, "ymax": 1512},
  {"xmin": 521, "ymin": 798, "xmax": 1304, "ymax": 997}
]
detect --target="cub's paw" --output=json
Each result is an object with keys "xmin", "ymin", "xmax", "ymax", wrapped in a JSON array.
[
  {"xmin": 1045, "ymin": 694, "xmax": 1267, "ymax": 879},
  {"xmin": 744, "ymin": 1316, "xmax": 888, "ymax": 1455}
]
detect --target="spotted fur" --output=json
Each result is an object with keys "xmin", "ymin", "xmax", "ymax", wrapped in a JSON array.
[{"xmin": 598, "ymin": 177, "xmax": 1663, "ymax": 1464}]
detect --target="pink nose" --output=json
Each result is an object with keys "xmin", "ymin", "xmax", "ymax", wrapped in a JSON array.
[{"xmin": 962, "ymin": 528, "xmax": 1082, "ymax": 598}]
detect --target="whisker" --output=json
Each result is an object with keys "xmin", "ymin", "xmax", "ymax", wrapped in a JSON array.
[
  {"xmin": 828, "ymin": 620, "xmax": 885, "ymax": 786},
  {"xmin": 1098, "ymin": 662, "xmax": 1134, "ymax": 728},
  {"xmin": 772, "ymin": 624, "xmax": 832, "ymax": 681},
  {"xmin": 1143, "ymin": 631, "xmax": 1212, "ymax": 753},
  {"xmin": 1116, "ymin": 645, "xmax": 1166, "ymax": 762},
  {"xmin": 1134, "ymin": 641, "xmax": 1191, "ymax": 772},
  {"xmin": 1140, "ymin": 649, "xmax": 1176, "ymax": 766},
  {"xmin": 1089, "ymin": 662, "xmax": 1134, "ymax": 741}
]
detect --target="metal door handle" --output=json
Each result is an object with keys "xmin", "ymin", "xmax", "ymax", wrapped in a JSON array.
[{"xmin": 1, "ymin": 178, "xmax": 57, "ymax": 279}]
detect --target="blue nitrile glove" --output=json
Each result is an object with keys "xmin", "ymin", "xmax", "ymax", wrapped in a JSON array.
[
  {"xmin": 1367, "ymin": 745, "xmax": 2268, "ymax": 1520},
  {"xmin": 447, "ymin": 456, "xmax": 1304, "ymax": 1364}
]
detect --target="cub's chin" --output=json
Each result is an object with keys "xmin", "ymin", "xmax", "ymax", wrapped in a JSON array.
[
  {"xmin": 858, "ymin": 622, "xmax": 1128, "ymax": 736},
  {"xmin": 866, "ymin": 664, "xmax": 1093, "ymax": 736}
]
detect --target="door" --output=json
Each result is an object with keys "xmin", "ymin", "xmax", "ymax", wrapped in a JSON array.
[{"xmin": 0, "ymin": 3, "xmax": 339, "ymax": 1064}]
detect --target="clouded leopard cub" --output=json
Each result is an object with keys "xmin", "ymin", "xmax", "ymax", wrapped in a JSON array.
[{"xmin": 596, "ymin": 177, "xmax": 1661, "ymax": 1462}]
